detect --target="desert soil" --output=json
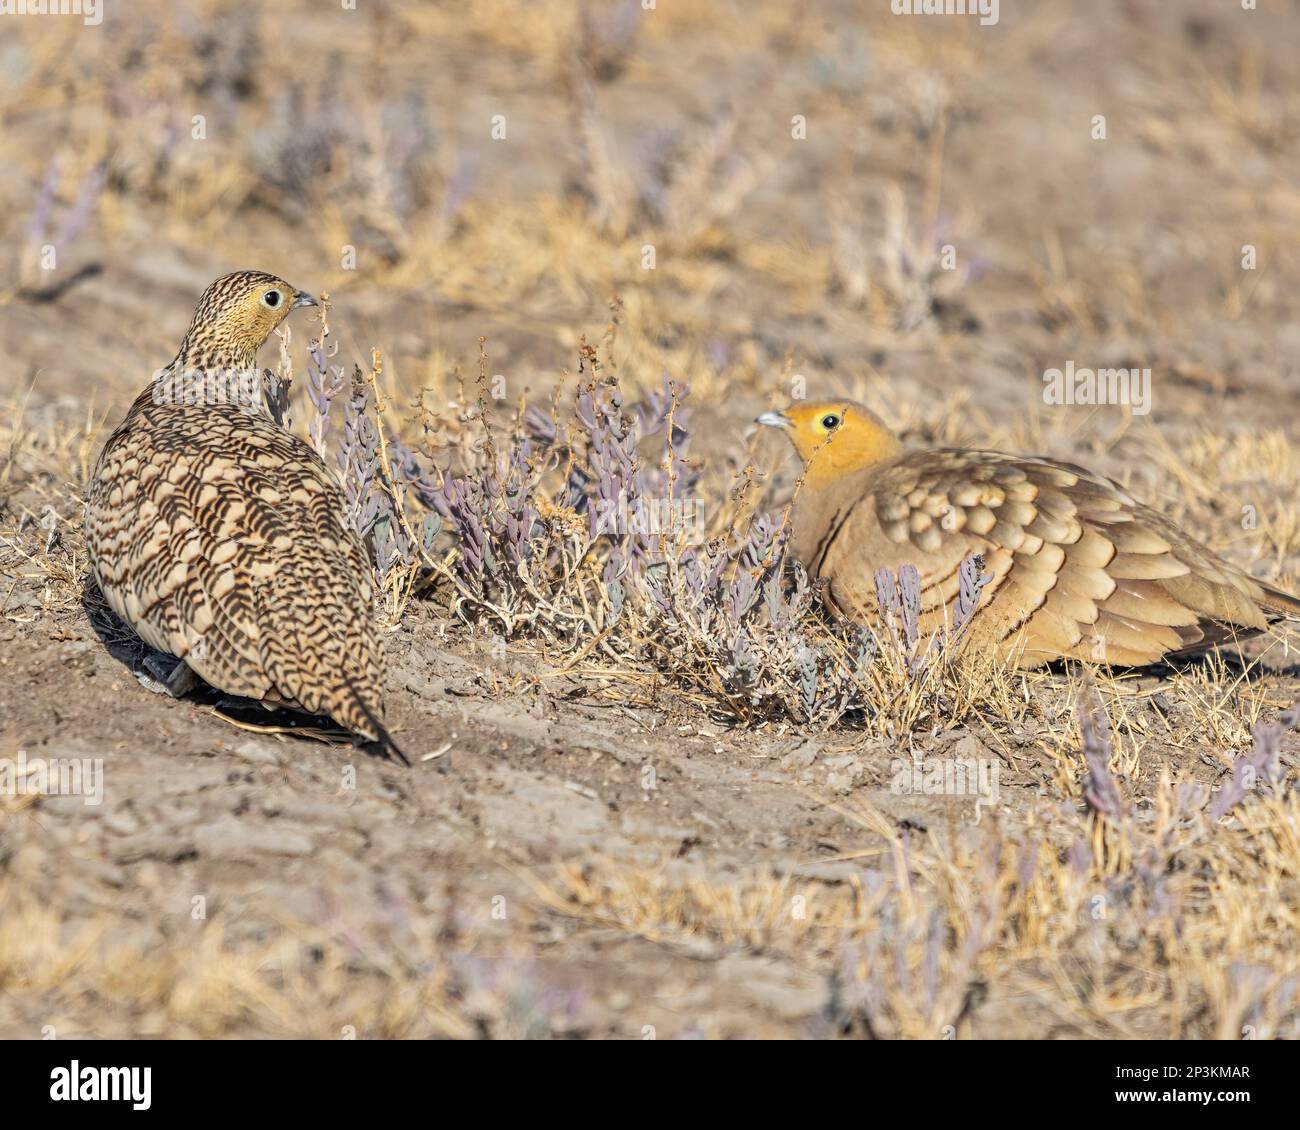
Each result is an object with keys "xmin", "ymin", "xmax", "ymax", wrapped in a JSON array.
[{"xmin": 2, "ymin": 0, "xmax": 1300, "ymax": 1038}]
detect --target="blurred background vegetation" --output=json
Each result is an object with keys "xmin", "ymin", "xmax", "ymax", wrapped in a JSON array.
[
  {"xmin": 3, "ymin": 0, "xmax": 1298, "ymax": 449},
  {"xmin": 4, "ymin": 0, "xmax": 1300, "ymax": 1041}
]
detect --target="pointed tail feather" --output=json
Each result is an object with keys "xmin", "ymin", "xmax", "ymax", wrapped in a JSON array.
[
  {"xmin": 1258, "ymin": 581, "xmax": 1300, "ymax": 620},
  {"xmin": 343, "ymin": 682, "xmax": 411, "ymax": 767}
]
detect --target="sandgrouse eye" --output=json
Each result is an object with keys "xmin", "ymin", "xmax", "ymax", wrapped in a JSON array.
[{"xmin": 261, "ymin": 290, "xmax": 282, "ymax": 309}]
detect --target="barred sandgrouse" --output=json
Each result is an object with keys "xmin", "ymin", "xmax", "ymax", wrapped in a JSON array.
[
  {"xmin": 85, "ymin": 270, "xmax": 406, "ymax": 762},
  {"xmin": 760, "ymin": 400, "xmax": 1300, "ymax": 668}
]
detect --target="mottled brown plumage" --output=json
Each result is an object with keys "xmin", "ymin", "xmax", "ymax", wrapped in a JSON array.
[
  {"xmin": 761, "ymin": 400, "xmax": 1300, "ymax": 669},
  {"xmin": 85, "ymin": 271, "xmax": 405, "ymax": 762}
]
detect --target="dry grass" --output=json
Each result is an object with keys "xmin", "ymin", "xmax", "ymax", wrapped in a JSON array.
[
  {"xmin": 536, "ymin": 771, "xmax": 1300, "ymax": 1040},
  {"xmin": 3, "ymin": 0, "xmax": 1300, "ymax": 1038},
  {"xmin": 6, "ymin": 344, "xmax": 1300, "ymax": 1037},
  {"xmin": 0, "ymin": 878, "xmax": 582, "ymax": 1039}
]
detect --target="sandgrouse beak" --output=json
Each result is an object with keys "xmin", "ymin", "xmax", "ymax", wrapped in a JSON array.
[
  {"xmin": 293, "ymin": 291, "xmax": 319, "ymax": 309},
  {"xmin": 756, "ymin": 410, "xmax": 791, "ymax": 429}
]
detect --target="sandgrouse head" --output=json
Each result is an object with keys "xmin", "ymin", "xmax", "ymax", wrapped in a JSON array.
[
  {"xmin": 174, "ymin": 270, "xmax": 317, "ymax": 368},
  {"xmin": 758, "ymin": 399, "xmax": 903, "ymax": 481}
]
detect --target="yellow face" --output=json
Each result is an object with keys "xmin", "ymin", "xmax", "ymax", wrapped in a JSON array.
[
  {"xmin": 178, "ymin": 270, "xmax": 318, "ymax": 367},
  {"xmin": 759, "ymin": 399, "xmax": 902, "ymax": 477},
  {"xmin": 222, "ymin": 277, "xmax": 314, "ymax": 354},
  {"xmin": 780, "ymin": 402, "xmax": 857, "ymax": 461}
]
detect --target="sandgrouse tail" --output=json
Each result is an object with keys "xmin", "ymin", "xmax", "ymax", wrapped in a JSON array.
[
  {"xmin": 760, "ymin": 400, "xmax": 1300, "ymax": 669},
  {"xmin": 85, "ymin": 270, "xmax": 407, "ymax": 763}
]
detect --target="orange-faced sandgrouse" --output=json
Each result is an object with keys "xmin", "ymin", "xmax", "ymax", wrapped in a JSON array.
[
  {"xmin": 85, "ymin": 270, "xmax": 407, "ymax": 763},
  {"xmin": 759, "ymin": 400, "xmax": 1300, "ymax": 668}
]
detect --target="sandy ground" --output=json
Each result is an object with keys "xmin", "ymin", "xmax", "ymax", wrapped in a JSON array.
[{"xmin": 2, "ymin": 0, "xmax": 1300, "ymax": 1038}]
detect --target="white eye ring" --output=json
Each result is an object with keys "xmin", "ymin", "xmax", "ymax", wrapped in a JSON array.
[{"xmin": 261, "ymin": 290, "xmax": 283, "ymax": 309}]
